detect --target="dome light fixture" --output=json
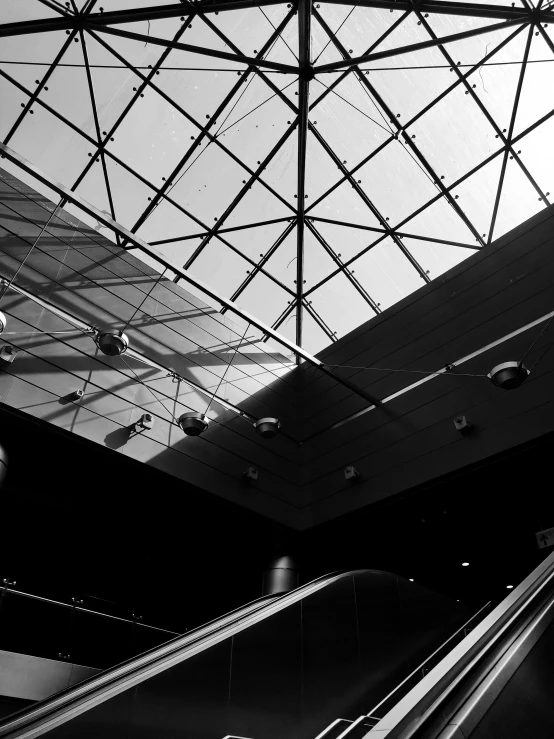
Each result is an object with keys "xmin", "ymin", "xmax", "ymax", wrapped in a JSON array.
[
  {"xmin": 254, "ymin": 417, "xmax": 281, "ymax": 439},
  {"xmin": 0, "ymin": 311, "xmax": 6, "ymax": 334},
  {"xmin": 95, "ymin": 329, "xmax": 129, "ymax": 356},
  {"xmin": 178, "ymin": 411, "xmax": 209, "ymax": 436},
  {"xmin": 488, "ymin": 361, "xmax": 529, "ymax": 390}
]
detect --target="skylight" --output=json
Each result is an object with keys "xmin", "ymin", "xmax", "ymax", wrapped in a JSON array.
[{"xmin": 1, "ymin": 0, "xmax": 552, "ymax": 353}]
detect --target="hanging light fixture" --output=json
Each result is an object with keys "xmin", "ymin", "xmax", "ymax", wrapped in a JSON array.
[
  {"xmin": 254, "ymin": 417, "xmax": 281, "ymax": 439},
  {"xmin": 488, "ymin": 361, "xmax": 529, "ymax": 390},
  {"xmin": 178, "ymin": 411, "xmax": 209, "ymax": 436},
  {"xmin": 0, "ymin": 311, "xmax": 6, "ymax": 334},
  {"xmin": 95, "ymin": 329, "xmax": 129, "ymax": 356}
]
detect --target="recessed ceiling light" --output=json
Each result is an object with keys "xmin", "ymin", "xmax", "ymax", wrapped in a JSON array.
[
  {"xmin": 462, "ymin": 562, "xmax": 470, "ymax": 567},
  {"xmin": 506, "ymin": 585, "xmax": 514, "ymax": 589}
]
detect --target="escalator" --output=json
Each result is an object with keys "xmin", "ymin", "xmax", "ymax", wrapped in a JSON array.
[
  {"xmin": 331, "ymin": 549, "xmax": 554, "ymax": 739},
  {"xmin": 0, "ymin": 570, "xmax": 480, "ymax": 739}
]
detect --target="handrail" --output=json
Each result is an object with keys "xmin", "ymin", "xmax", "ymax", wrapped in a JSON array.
[
  {"xmin": 0, "ymin": 569, "xmax": 363, "ymax": 738},
  {"xmin": 0, "ymin": 587, "xmax": 179, "ymax": 636},
  {"xmin": 363, "ymin": 600, "xmax": 492, "ymax": 722},
  {"xmin": 368, "ymin": 549, "xmax": 554, "ymax": 738}
]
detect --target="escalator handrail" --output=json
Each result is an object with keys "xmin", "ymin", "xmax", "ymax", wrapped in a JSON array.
[
  {"xmin": 0, "ymin": 569, "xmax": 367, "ymax": 737},
  {"xmin": 362, "ymin": 599, "xmax": 492, "ymax": 722},
  {"xmin": 367, "ymin": 549, "xmax": 554, "ymax": 738}
]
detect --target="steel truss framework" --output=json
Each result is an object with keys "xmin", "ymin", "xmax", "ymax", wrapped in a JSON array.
[{"xmin": 1, "ymin": 0, "xmax": 554, "ymax": 353}]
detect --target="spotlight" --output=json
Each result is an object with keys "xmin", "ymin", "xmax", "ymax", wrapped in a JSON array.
[
  {"xmin": 462, "ymin": 562, "xmax": 470, "ymax": 567},
  {"xmin": 409, "ymin": 578, "xmax": 414, "ymax": 582},
  {"xmin": 178, "ymin": 411, "xmax": 209, "ymax": 436},
  {"xmin": 488, "ymin": 361, "xmax": 529, "ymax": 390},
  {"xmin": 506, "ymin": 585, "xmax": 514, "ymax": 589},
  {"xmin": 254, "ymin": 417, "xmax": 281, "ymax": 439},
  {"xmin": 95, "ymin": 329, "xmax": 129, "ymax": 357},
  {"xmin": 0, "ymin": 311, "xmax": 6, "ymax": 334}
]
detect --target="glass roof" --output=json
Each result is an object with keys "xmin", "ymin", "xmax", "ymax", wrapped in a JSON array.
[{"xmin": 1, "ymin": 0, "xmax": 553, "ymax": 353}]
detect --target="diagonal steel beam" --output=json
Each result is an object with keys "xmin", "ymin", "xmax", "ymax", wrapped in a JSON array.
[
  {"xmin": 0, "ymin": 0, "xmax": 290, "ymax": 38},
  {"xmin": 313, "ymin": 8, "xmax": 484, "ymax": 249},
  {"xmin": 117, "ymin": 7, "xmax": 297, "ymax": 243},
  {"xmin": 151, "ymin": 217, "xmax": 294, "ymax": 245},
  {"xmin": 0, "ymin": 143, "xmax": 381, "ymax": 405},
  {"xmin": 305, "ymin": 23, "xmax": 526, "ymax": 216},
  {"xmin": 296, "ymin": 0, "xmax": 313, "ymax": 350},
  {"xmin": 310, "ymin": 121, "xmax": 431, "ymax": 281},
  {"xmin": 314, "ymin": 14, "xmax": 531, "ymax": 72},
  {"xmin": 309, "ymin": 8, "xmax": 412, "ymax": 111},
  {"xmin": 64, "ymin": 6, "xmax": 201, "ymax": 208},
  {"xmin": 318, "ymin": 0, "xmax": 548, "ymax": 21},
  {"xmin": 224, "ymin": 220, "xmax": 297, "ymax": 311},
  {"xmin": 306, "ymin": 221, "xmax": 382, "ymax": 313},
  {"xmin": 414, "ymin": 11, "xmax": 549, "ymax": 226},
  {"xmin": 0, "ymin": 64, "xmax": 295, "ymax": 295},
  {"xmin": 78, "ymin": 28, "xmax": 120, "ymax": 244},
  {"xmin": 88, "ymin": 27, "xmax": 296, "ymax": 218},
  {"xmin": 184, "ymin": 120, "xmax": 299, "ymax": 269},
  {"xmin": 3, "ymin": 31, "xmax": 78, "ymax": 145},
  {"xmin": 304, "ymin": 299, "xmax": 337, "ymax": 342},
  {"xmin": 89, "ymin": 23, "xmax": 298, "ymax": 73},
  {"xmin": 310, "ymin": 216, "xmax": 480, "ymax": 250},
  {"xmin": 488, "ymin": 25, "xmax": 534, "ymax": 242}
]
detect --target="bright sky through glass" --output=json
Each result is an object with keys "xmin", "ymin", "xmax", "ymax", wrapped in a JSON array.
[{"xmin": 0, "ymin": 0, "xmax": 553, "ymax": 354}]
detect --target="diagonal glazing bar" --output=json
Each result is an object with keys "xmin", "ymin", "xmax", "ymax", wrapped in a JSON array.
[
  {"xmin": 310, "ymin": 9, "xmax": 412, "ymax": 111},
  {"xmin": 115, "ymin": 7, "xmax": 297, "ymax": 243},
  {"xmin": 88, "ymin": 23, "xmax": 298, "ymax": 73},
  {"xmin": 305, "ymin": 23, "xmax": 526, "ymax": 215},
  {"xmin": 488, "ymin": 25, "xmax": 534, "ymax": 242},
  {"xmin": 0, "ymin": 143, "xmax": 380, "ymax": 406},
  {"xmin": 78, "ymin": 28, "xmax": 120, "ymax": 243},
  {"xmin": 306, "ymin": 222, "xmax": 381, "ymax": 314},
  {"xmin": 3, "ymin": 30, "xmax": 78, "ymax": 145},
  {"xmin": 415, "ymin": 11, "xmax": 549, "ymax": 216},
  {"xmin": 310, "ymin": 119, "xmax": 431, "ymax": 281},
  {"xmin": 296, "ymin": 0, "xmax": 313, "ymax": 349},
  {"xmin": 304, "ymin": 299, "xmax": 337, "ymax": 342},
  {"xmin": 184, "ymin": 121, "xmax": 298, "ymax": 269},
  {"xmin": 151, "ymin": 217, "xmax": 294, "ymax": 245},
  {"xmin": 224, "ymin": 221, "xmax": 297, "ymax": 311},
  {"xmin": 88, "ymin": 28, "xmax": 296, "ymax": 215},
  {"xmin": 310, "ymin": 216, "xmax": 480, "ymax": 250},
  {"xmin": 314, "ymin": 15, "xmax": 530, "ymax": 72},
  {"xmin": 64, "ymin": 5, "xmax": 201, "ymax": 209},
  {"xmin": 0, "ymin": 0, "xmax": 291, "ymax": 38},
  {"xmin": 312, "ymin": 8, "xmax": 485, "ymax": 246},
  {"xmin": 318, "ymin": 0, "xmax": 547, "ymax": 21},
  {"xmin": 0, "ymin": 64, "xmax": 295, "ymax": 295}
]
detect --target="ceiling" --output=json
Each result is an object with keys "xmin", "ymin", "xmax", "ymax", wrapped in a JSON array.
[{"xmin": 1, "ymin": 0, "xmax": 553, "ymax": 354}]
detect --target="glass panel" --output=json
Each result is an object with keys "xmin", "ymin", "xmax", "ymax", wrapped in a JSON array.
[
  {"xmin": 0, "ymin": 593, "xmax": 71, "ymax": 661},
  {"xmin": 309, "ymin": 271, "xmax": 377, "ymax": 340},
  {"xmin": 513, "ymin": 30, "xmax": 554, "ymax": 136},
  {"xmin": 345, "ymin": 237, "xmax": 424, "ymax": 311}
]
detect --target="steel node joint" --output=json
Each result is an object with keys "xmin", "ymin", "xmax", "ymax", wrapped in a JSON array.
[{"xmin": 299, "ymin": 63, "xmax": 316, "ymax": 81}]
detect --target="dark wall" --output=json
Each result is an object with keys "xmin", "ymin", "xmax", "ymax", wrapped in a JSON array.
[
  {"xmin": 0, "ymin": 403, "xmax": 298, "ymax": 638},
  {"xmin": 292, "ymin": 203, "xmax": 554, "ymax": 527}
]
